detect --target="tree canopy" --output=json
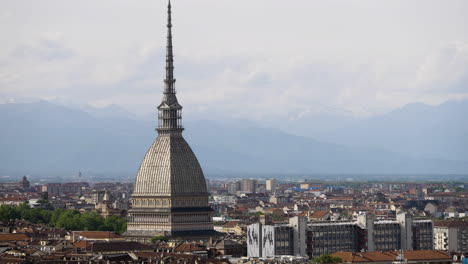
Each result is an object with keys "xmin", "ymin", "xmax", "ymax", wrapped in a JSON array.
[{"xmin": 0, "ymin": 204, "xmax": 127, "ymax": 234}]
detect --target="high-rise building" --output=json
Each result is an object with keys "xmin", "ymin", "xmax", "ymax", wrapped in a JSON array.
[
  {"xmin": 241, "ymin": 179, "xmax": 257, "ymax": 193},
  {"xmin": 434, "ymin": 220, "xmax": 468, "ymax": 251},
  {"xmin": 266, "ymin": 179, "xmax": 276, "ymax": 192},
  {"xmin": 124, "ymin": 1, "xmax": 215, "ymax": 241},
  {"xmin": 226, "ymin": 181, "xmax": 241, "ymax": 195}
]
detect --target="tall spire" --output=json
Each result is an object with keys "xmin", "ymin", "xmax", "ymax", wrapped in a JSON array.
[
  {"xmin": 158, "ymin": 0, "xmax": 183, "ymax": 134},
  {"xmin": 165, "ymin": 0, "xmax": 175, "ymax": 94}
]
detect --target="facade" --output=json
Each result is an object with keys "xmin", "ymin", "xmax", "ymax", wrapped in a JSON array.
[
  {"xmin": 266, "ymin": 179, "xmax": 276, "ymax": 192},
  {"xmin": 125, "ymin": 1, "xmax": 215, "ymax": 241},
  {"xmin": 434, "ymin": 220, "xmax": 468, "ymax": 251},
  {"xmin": 248, "ymin": 213, "xmax": 433, "ymax": 259},
  {"xmin": 226, "ymin": 181, "xmax": 241, "ymax": 195},
  {"xmin": 241, "ymin": 179, "xmax": 258, "ymax": 193},
  {"xmin": 247, "ymin": 217, "xmax": 306, "ymax": 258},
  {"xmin": 308, "ymin": 213, "xmax": 432, "ymax": 257},
  {"xmin": 308, "ymin": 221, "xmax": 359, "ymax": 257}
]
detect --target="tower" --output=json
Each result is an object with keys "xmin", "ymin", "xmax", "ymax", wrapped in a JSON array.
[{"xmin": 125, "ymin": 1, "xmax": 215, "ymax": 241}]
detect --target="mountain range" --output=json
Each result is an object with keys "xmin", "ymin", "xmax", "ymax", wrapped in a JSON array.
[{"xmin": 0, "ymin": 100, "xmax": 467, "ymax": 178}]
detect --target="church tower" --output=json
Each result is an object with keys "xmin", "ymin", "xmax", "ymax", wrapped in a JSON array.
[{"xmin": 125, "ymin": 1, "xmax": 215, "ymax": 241}]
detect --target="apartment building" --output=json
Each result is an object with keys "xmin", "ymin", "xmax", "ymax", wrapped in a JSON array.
[{"xmin": 434, "ymin": 220, "xmax": 468, "ymax": 251}]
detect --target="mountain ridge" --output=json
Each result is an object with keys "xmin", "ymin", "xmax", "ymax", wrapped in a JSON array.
[{"xmin": 0, "ymin": 101, "xmax": 467, "ymax": 177}]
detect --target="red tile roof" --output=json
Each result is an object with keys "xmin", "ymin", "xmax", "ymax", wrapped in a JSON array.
[
  {"xmin": 332, "ymin": 250, "xmax": 451, "ymax": 263},
  {"xmin": 0, "ymin": 233, "xmax": 30, "ymax": 241}
]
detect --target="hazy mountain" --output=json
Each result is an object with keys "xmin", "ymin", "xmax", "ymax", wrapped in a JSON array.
[
  {"xmin": 264, "ymin": 100, "xmax": 468, "ymax": 161},
  {"xmin": 0, "ymin": 101, "xmax": 467, "ymax": 177}
]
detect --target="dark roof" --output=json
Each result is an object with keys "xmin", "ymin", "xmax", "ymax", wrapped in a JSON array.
[
  {"xmin": 434, "ymin": 220, "xmax": 468, "ymax": 228},
  {"xmin": 88, "ymin": 241, "xmax": 152, "ymax": 253}
]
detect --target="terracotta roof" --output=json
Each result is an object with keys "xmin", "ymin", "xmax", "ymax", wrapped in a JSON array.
[
  {"xmin": 73, "ymin": 240, "xmax": 92, "ymax": 249},
  {"xmin": 0, "ymin": 197, "xmax": 26, "ymax": 201},
  {"xmin": 309, "ymin": 211, "xmax": 328, "ymax": 218},
  {"xmin": 0, "ymin": 233, "xmax": 30, "ymax": 241},
  {"xmin": 174, "ymin": 243, "xmax": 206, "ymax": 252},
  {"xmin": 332, "ymin": 250, "xmax": 451, "ymax": 263}
]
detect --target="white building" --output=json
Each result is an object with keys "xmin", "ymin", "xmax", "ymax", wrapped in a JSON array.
[{"xmin": 434, "ymin": 220, "xmax": 468, "ymax": 251}]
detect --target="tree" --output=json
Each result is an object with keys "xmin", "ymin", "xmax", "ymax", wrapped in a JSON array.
[
  {"xmin": 151, "ymin": 235, "xmax": 168, "ymax": 243},
  {"xmin": 56, "ymin": 210, "xmax": 82, "ymax": 230},
  {"xmin": 50, "ymin": 208, "xmax": 66, "ymax": 227},
  {"xmin": 0, "ymin": 206, "xmax": 20, "ymax": 222},
  {"xmin": 104, "ymin": 215, "xmax": 127, "ymax": 234},
  {"xmin": 312, "ymin": 254, "xmax": 343, "ymax": 264}
]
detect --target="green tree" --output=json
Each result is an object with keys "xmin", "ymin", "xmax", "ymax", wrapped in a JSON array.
[
  {"xmin": 56, "ymin": 210, "xmax": 82, "ymax": 230},
  {"xmin": 312, "ymin": 254, "xmax": 343, "ymax": 264},
  {"xmin": 104, "ymin": 215, "xmax": 127, "ymax": 234},
  {"xmin": 0, "ymin": 206, "xmax": 20, "ymax": 222},
  {"xmin": 49, "ymin": 208, "xmax": 66, "ymax": 227},
  {"xmin": 151, "ymin": 235, "xmax": 168, "ymax": 243},
  {"xmin": 81, "ymin": 211, "xmax": 105, "ymax": 231}
]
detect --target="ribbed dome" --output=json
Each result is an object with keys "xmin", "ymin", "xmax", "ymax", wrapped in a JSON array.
[{"xmin": 132, "ymin": 134, "xmax": 208, "ymax": 197}]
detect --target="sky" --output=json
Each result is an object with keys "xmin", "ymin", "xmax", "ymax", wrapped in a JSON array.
[{"xmin": 1, "ymin": 0, "xmax": 468, "ymax": 120}]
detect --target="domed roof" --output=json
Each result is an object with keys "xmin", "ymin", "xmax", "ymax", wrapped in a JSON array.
[{"xmin": 132, "ymin": 134, "xmax": 208, "ymax": 197}]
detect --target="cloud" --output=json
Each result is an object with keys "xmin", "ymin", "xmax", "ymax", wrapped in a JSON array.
[
  {"xmin": 414, "ymin": 42, "xmax": 468, "ymax": 94},
  {"xmin": 1, "ymin": 0, "xmax": 468, "ymax": 119}
]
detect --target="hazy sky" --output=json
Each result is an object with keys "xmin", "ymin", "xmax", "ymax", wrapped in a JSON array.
[{"xmin": 1, "ymin": 0, "xmax": 467, "ymax": 119}]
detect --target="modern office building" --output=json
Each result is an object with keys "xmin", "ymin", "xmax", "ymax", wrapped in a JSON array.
[{"xmin": 248, "ymin": 213, "xmax": 433, "ymax": 259}]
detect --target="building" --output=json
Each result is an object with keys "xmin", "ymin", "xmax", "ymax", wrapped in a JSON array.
[
  {"xmin": 434, "ymin": 220, "xmax": 468, "ymax": 251},
  {"xmin": 248, "ymin": 213, "xmax": 433, "ymax": 258},
  {"xmin": 247, "ymin": 216, "xmax": 306, "ymax": 258},
  {"xmin": 300, "ymin": 182, "xmax": 323, "ymax": 190},
  {"xmin": 124, "ymin": 1, "xmax": 215, "ymax": 241},
  {"xmin": 266, "ymin": 179, "xmax": 276, "ymax": 192},
  {"xmin": 241, "ymin": 179, "xmax": 258, "ymax": 193},
  {"xmin": 41, "ymin": 183, "xmax": 63, "ymax": 196},
  {"xmin": 226, "ymin": 181, "xmax": 241, "ymax": 195},
  {"xmin": 0, "ymin": 176, "xmax": 30, "ymax": 191},
  {"xmin": 308, "ymin": 221, "xmax": 359, "ymax": 257},
  {"xmin": 308, "ymin": 212, "xmax": 433, "ymax": 257}
]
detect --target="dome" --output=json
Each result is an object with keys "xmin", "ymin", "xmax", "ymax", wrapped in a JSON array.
[{"xmin": 132, "ymin": 134, "xmax": 208, "ymax": 197}]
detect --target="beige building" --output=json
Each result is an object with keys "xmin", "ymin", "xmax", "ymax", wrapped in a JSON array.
[
  {"xmin": 266, "ymin": 179, "xmax": 276, "ymax": 192},
  {"xmin": 241, "ymin": 179, "xmax": 258, "ymax": 193}
]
